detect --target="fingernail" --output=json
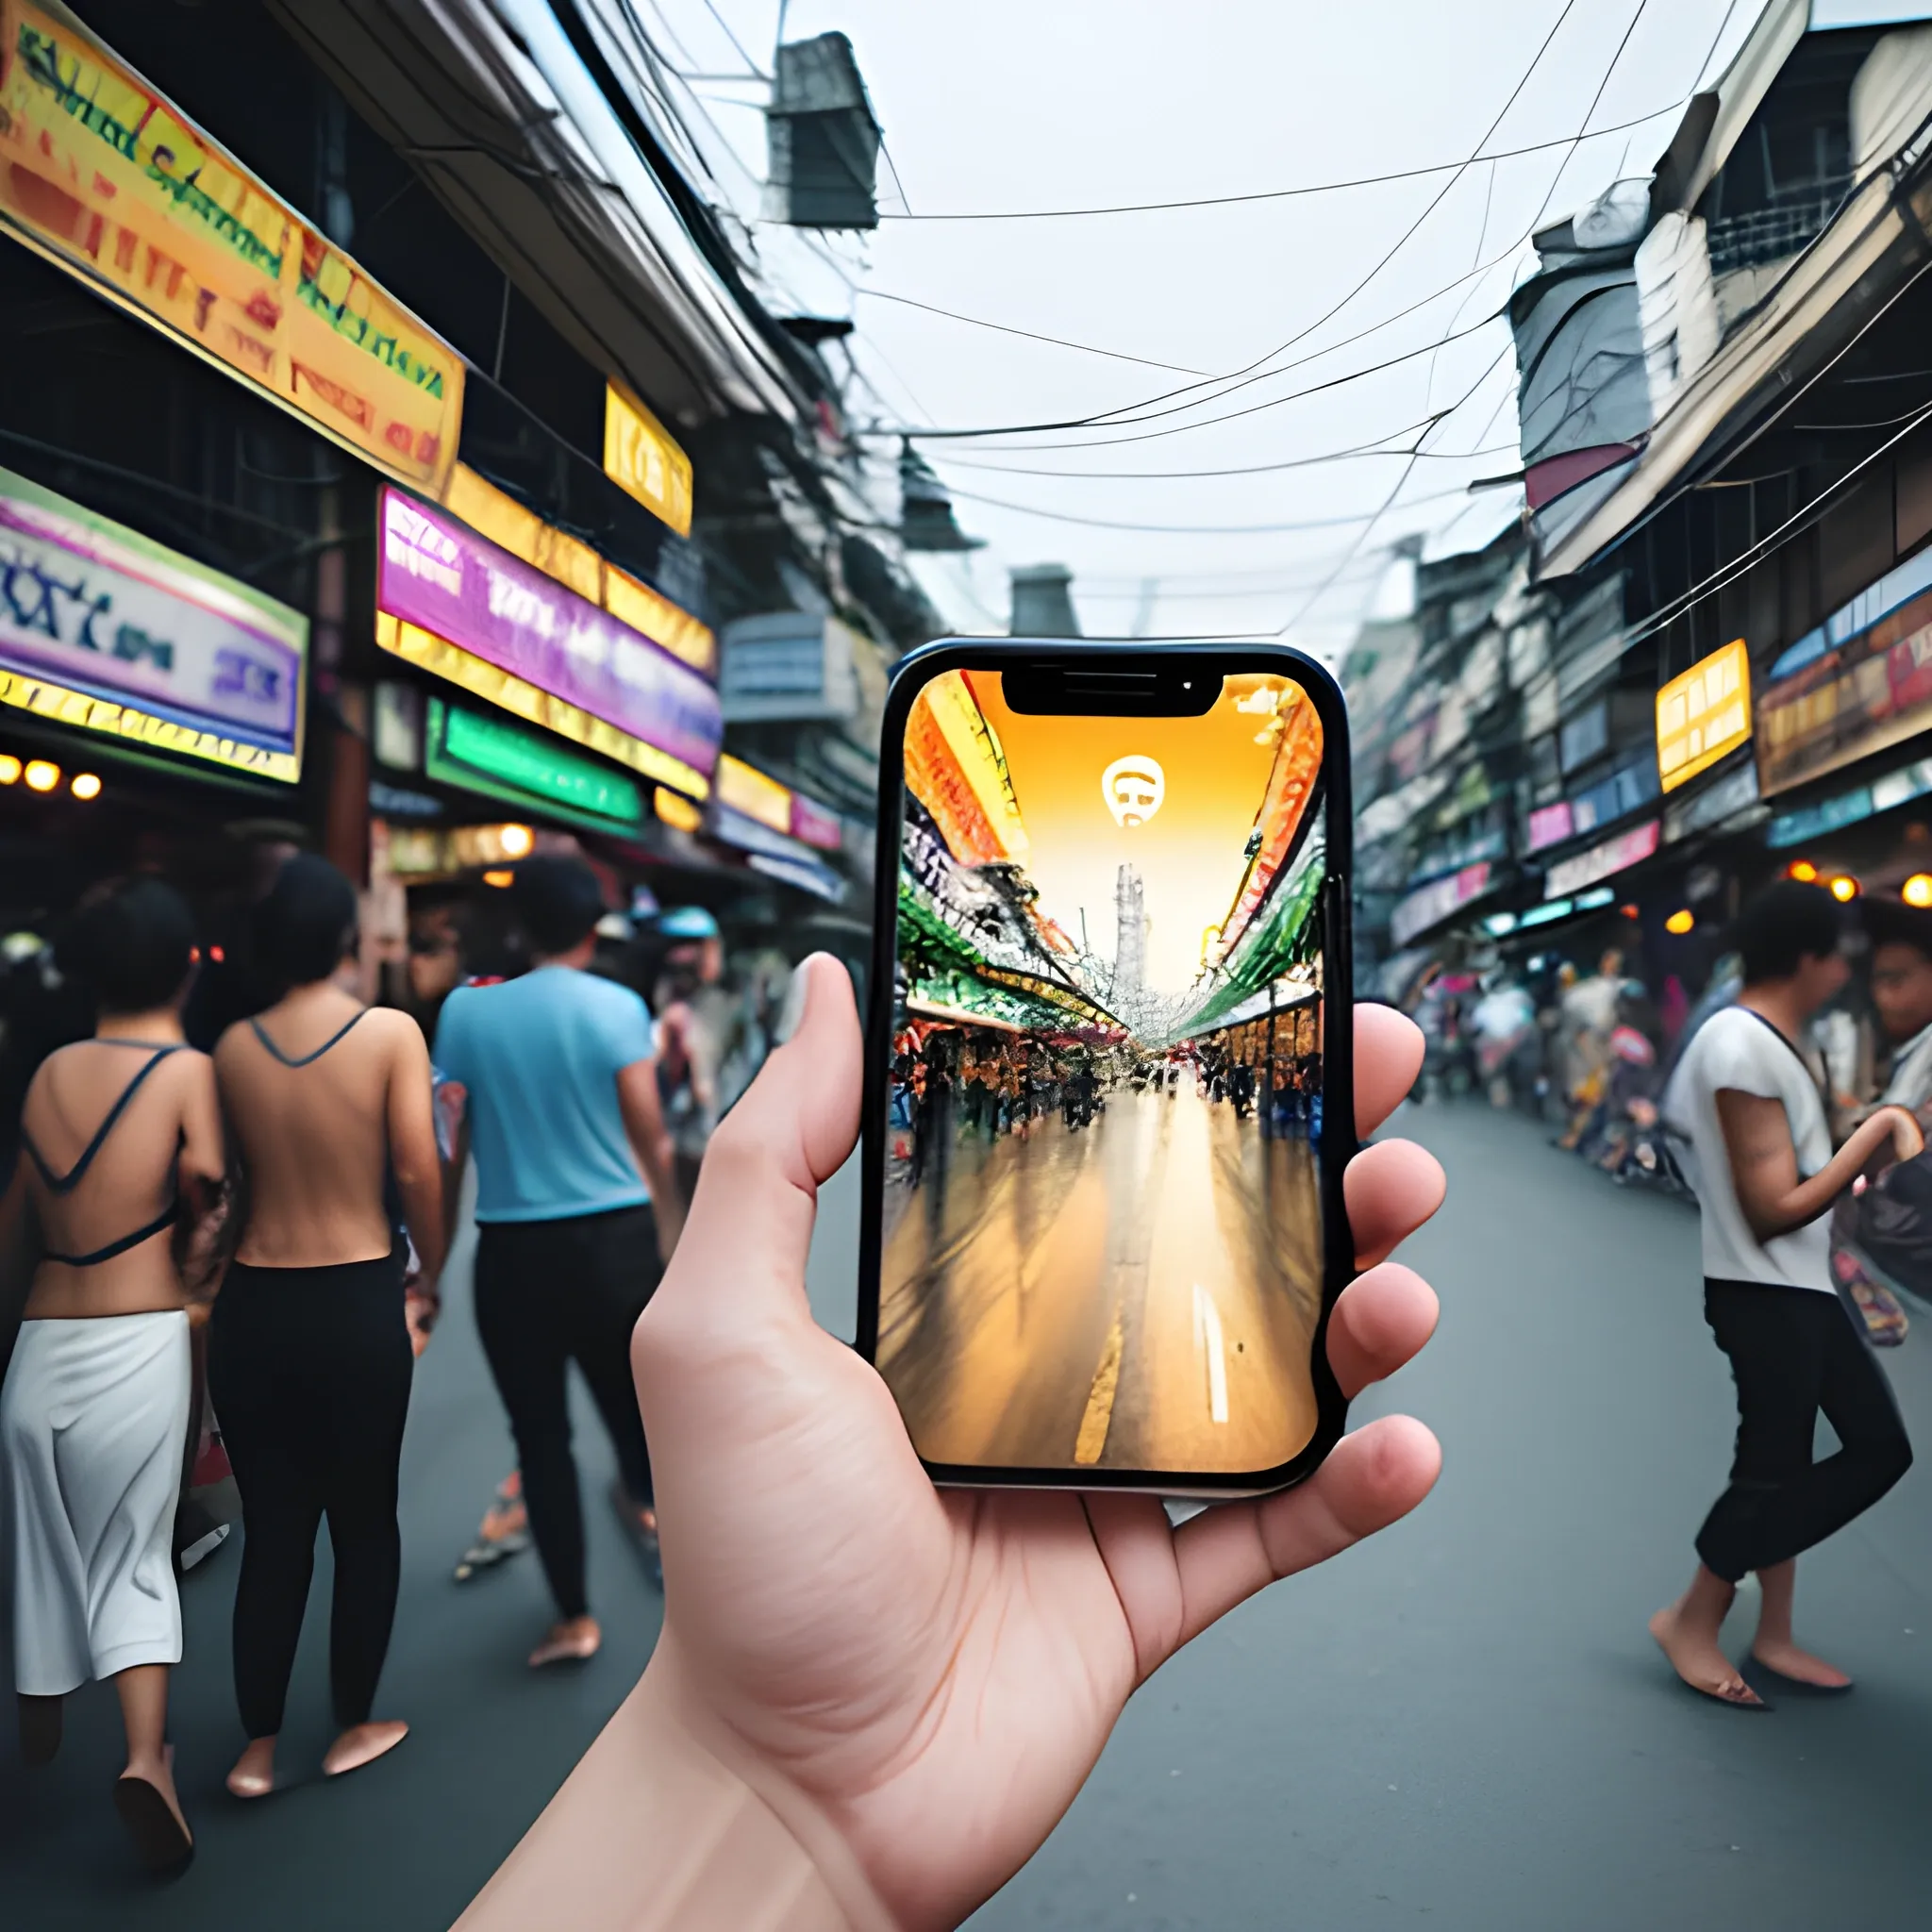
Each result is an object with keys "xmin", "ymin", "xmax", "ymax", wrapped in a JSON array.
[{"xmin": 776, "ymin": 958, "xmax": 810, "ymax": 1044}]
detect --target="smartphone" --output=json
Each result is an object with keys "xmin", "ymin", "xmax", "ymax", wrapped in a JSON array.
[{"xmin": 858, "ymin": 641, "xmax": 1355, "ymax": 1496}]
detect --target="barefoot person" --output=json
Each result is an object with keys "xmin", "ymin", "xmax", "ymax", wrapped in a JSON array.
[
  {"xmin": 0, "ymin": 880, "xmax": 225, "ymax": 1872},
  {"xmin": 434, "ymin": 856, "xmax": 676, "ymax": 1665},
  {"xmin": 1656, "ymin": 881, "xmax": 1918, "ymax": 1707},
  {"xmin": 209, "ymin": 855, "xmax": 444, "ymax": 1797}
]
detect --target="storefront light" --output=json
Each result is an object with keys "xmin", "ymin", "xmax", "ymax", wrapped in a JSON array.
[
  {"xmin": 0, "ymin": 754, "xmax": 20, "ymax": 784},
  {"xmin": 70, "ymin": 773, "xmax": 101, "ymax": 801},
  {"xmin": 499, "ymin": 823, "xmax": 535, "ymax": 858},
  {"xmin": 1906, "ymin": 874, "xmax": 1932, "ymax": 908},
  {"xmin": 24, "ymin": 759, "xmax": 59, "ymax": 792},
  {"xmin": 1788, "ymin": 859, "xmax": 1819, "ymax": 882},
  {"xmin": 1665, "ymin": 908, "xmax": 1694, "ymax": 935},
  {"xmin": 1830, "ymin": 874, "xmax": 1859, "ymax": 903}
]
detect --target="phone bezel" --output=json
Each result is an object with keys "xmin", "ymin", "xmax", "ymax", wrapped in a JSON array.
[{"xmin": 858, "ymin": 638, "xmax": 1357, "ymax": 1500}]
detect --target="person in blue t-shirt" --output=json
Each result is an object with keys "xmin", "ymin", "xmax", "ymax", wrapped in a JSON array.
[{"xmin": 434, "ymin": 858, "xmax": 677, "ymax": 1667}]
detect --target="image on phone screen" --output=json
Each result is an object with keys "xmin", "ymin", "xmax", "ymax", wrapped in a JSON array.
[{"xmin": 877, "ymin": 664, "xmax": 1332, "ymax": 1479}]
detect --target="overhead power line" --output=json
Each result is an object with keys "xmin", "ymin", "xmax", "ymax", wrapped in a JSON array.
[
  {"xmin": 943, "ymin": 480, "xmax": 1477, "ymax": 536},
  {"xmin": 857, "ymin": 289, "xmax": 1211, "ymax": 375},
  {"xmin": 933, "ymin": 430, "xmax": 1523, "ymax": 481},
  {"xmin": 872, "ymin": 103, "xmax": 1679, "ymax": 222},
  {"xmin": 865, "ymin": 0, "xmax": 1589, "ymax": 441}
]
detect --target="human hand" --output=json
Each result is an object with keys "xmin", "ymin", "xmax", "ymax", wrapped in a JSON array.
[
  {"xmin": 404, "ymin": 1279, "xmax": 441, "ymax": 1357},
  {"xmin": 628, "ymin": 958, "xmax": 1443, "ymax": 1931}
]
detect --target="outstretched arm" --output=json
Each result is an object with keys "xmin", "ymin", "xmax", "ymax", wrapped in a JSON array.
[
  {"xmin": 1718, "ymin": 1090, "xmax": 1924, "ymax": 1241},
  {"xmin": 456, "ymin": 963, "xmax": 1442, "ymax": 1932}
]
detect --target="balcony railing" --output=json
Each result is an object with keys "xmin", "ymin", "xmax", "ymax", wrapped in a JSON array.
[{"xmin": 1706, "ymin": 185, "xmax": 1851, "ymax": 277}]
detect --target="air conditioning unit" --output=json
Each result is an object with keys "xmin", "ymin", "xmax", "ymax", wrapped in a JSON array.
[{"xmin": 720, "ymin": 611, "xmax": 875, "ymax": 723}]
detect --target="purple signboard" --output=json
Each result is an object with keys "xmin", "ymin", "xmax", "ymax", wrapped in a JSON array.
[
  {"xmin": 377, "ymin": 489, "xmax": 721, "ymax": 781},
  {"xmin": 2, "ymin": 464, "xmax": 306, "ymax": 768}
]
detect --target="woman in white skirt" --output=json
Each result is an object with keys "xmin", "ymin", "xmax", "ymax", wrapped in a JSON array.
[{"xmin": 1, "ymin": 878, "xmax": 226, "ymax": 1872}]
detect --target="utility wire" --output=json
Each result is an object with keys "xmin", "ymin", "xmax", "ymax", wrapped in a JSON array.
[
  {"xmin": 866, "ymin": 0, "xmax": 1588, "ymax": 441},
  {"xmin": 944, "ymin": 480, "xmax": 1477, "ymax": 536},
  {"xmin": 1272, "ymin": 344, "xmax": 1515, "ymax": 634},
  {"xmin": 857, "ymin": 288, "xmax": 1211, "ymax": 375},
  {"xmin": 871, "ymin": 102, "xmax": 1678, "ymax": 223},
  {"xmin": 914, "ymin": 310, "xmax": 1505, "ymax": 456},
  {"xmin": 694, "ymin": 0, "xmax": 768, "ymax": 77},
  {"xmin": 862, "ymin": 217, "xmax": 1537, "ymax": 451},
  {"xmin": 934, "ymin": 434, "xmax": 1523, "ymax": 482},
  {"xmin": 1620, "ymin": 397, "xmax": 1932, "ymax": 656}
]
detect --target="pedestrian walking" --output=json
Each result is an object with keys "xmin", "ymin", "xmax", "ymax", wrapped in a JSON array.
[
  {"xmin": 433, "ymin": 857, "xmax": 677, "ymax": 1664},
  {"xmin": 650, "ymin": 906, "xmax": 725, "ymax": 1227},
  {"xmin": 1654, "ymin": 880, "xmax": 1918, "ymax": 1707},
  {"xmin": 1830, "ymin": 897, "xmax": 1932, "ymax": 1336},
  {"xmin": 1, "ymin": 879, "xmax": 226, "ymax": 1872},
  {"xmin": 209, "ymin": 854, "xmax": 444, "ymax": 1798}
]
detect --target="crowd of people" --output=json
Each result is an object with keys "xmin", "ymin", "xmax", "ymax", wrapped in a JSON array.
[
  {"xmin": 0, "ymin": 854, "xmax": 762, "ymax": 1873},
  {"xmin": 887, "ymin": 1013, "xmax": 1326, "ymax": 1195},
  {"xmin": 1405, "ymin": 890, "xmax": 1932, "ymax": 1347}
]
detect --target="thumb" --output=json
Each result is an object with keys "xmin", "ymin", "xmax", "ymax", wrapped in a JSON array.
[{"xmin": 644, "ymin": 953, "xmax": 861, "ymax": 1340}]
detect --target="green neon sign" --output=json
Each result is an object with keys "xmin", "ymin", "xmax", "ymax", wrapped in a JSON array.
[{"xmin": 425, "ymin": 698, "xmax": 643, "ymax": 829}]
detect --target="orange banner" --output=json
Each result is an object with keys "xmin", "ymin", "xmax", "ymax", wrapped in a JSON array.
[{"xmin": 0, "ymin": 0, "xmax": 463, "ymax": 493}]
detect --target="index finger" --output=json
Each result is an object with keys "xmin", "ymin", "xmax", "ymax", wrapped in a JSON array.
[{"xmin": 1355, "ymin": 1004, "xmax": 1423, "ymax": 1139}]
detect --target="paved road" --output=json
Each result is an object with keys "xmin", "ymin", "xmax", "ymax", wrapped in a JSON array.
[
  {"xmin": 970, "ymin": 1102, "xmax": 1932, "ymax": 1930},
  {"xmin": 0, "ymin": 1196, "xmax": 670, "ymax": 1930},
  {"xmin": 8, "ymin": 1101, "xmax": 1932, "ymax": 1926},
  {"xmin": 879, "ymin": 1083, "xmax": 1324, "ymax": 1474}
]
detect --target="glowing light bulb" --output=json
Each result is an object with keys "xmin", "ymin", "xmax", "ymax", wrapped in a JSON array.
[
  {"xmin": 1665, "ymin": 908, "xmax": 1694, "ymax": 935},
  {"xmin": 1789, "ymin": 860, "xmax": 1818, "ymax": 882},
  {"xmin": 499, "ymin": 823, "xmax": 535, "ymax": 858},
  {"xmin": 70, "ymin": 772, "xmax": 101, "ymax": 801},
  {"xmin": 0, "ymin": 755, "xmax": 21, "ymax": 785},
  {"xmin": 24, "ymin": 760, "xmax": 59, "ymax": 792},
  {"xmin": 1905, "ymin": 874, "xmax": 1932, "ymax": 908},
  {"xmin": 1829, "ymin": 874, "xmax": 1858, "ymax": 903},
  {"xmin": 482, "ymin": 869, "xmax": 514, "ymax": 888}
]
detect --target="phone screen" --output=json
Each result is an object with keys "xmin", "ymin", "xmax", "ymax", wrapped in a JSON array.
[{"xmin": 875, "ymin": 662, "xmax": 1336, "ymax": 1481}]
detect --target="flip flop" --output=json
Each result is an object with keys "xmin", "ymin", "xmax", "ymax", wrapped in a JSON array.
[
  {"xmin": 113, "ymin": 1774, "xmax": 194, "ymax": 1873},
  {"xmin": 1747, "ymin": 1657, "xmax": 1853, "ymax": 1698}
]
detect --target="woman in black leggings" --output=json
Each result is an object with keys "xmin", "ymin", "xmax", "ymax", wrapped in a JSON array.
[{"xmin": 209, "ymin": 856, "xmax": 443, "ymax": 1796}]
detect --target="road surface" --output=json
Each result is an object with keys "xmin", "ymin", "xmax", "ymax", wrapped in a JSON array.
[
  {"xmin": 8, "ymin": 1102, "xmax": 1932, "ymax": 1927},
  {"xmin": 878, "ymin": 1081, "xmax": 1324, "ymax": 1474}
]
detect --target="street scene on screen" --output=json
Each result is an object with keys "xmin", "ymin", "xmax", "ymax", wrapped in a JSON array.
[{"xmin": 880, "ymin": 669, "xmax": 1328, "ymax": 1475}]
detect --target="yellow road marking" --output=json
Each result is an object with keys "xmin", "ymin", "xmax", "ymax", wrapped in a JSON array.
[{"xmin": 1074, "ymin": 1307, "xmax": 1124, "ymax": 1465}]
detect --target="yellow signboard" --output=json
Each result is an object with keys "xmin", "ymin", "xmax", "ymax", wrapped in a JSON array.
[
  {"xmin": 442, "ymin": 462, "xmax": 715, "ymax": 675},
  {"xmin": 1657, "ymin": 638, "xmax": 1752, "ymax": 792},
  {"xmin": 605, "ymin": 380, "xmax": 693, "ymax": 536},
  {"xmin": 0, "ymin": 0, "xmax": 463, "ymax": 494},
  {"xmin": 715, "ymin": 753, "xmax": 793, "ymax": 834},
  {"xmin": 0, "ymin": 667, "xmax": 301, "ymax": 782}
]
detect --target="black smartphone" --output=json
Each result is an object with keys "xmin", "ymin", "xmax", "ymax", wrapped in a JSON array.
[{"xmin": 858, "ymin": 640, "xmax": 1356, "ymax": 1497}]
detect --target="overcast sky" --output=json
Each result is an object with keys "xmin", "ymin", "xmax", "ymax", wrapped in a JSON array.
[{"xmin": 644, "ymin": 1, "xmax": 1925, "ymax": 653}]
